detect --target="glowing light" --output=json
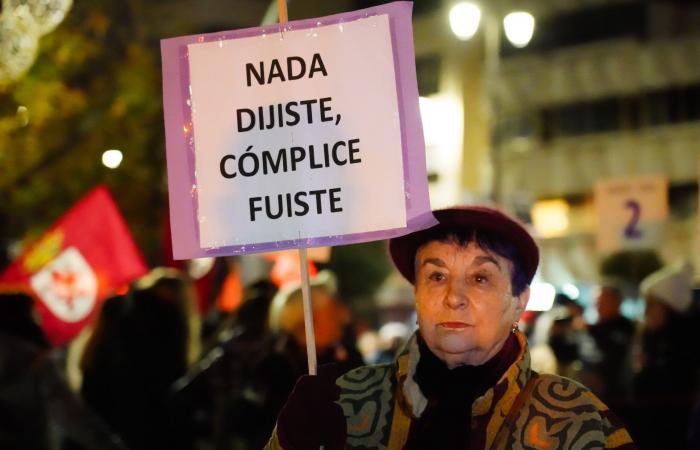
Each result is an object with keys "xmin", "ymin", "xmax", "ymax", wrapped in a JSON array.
[
  {"xmin": 101, "ymin": 149, "xmax": 123, "ymax": 169},
  {"xmin": 419, "ymin": 96, "xmax": 462, "ymax": 147},
  {"xmin": 449, "ymin": 2, "xmax": 481, "ymax": 41},
  {"xmin": 527, "ymin": 282, "xmax": 556, "ymax": 311},
  {"xmin": 16, "ymin": 105, "xmax": 29, "ymax": 126},
  {"xmin": 531, "ymin": 199, "xmax": 569, "ymax": 238},
  {"xmin": 187, "ymin": 257, "xmax": 215, "ymax": 280},
  {"xmin": 503, "ymin": 11, "xmax": 535, "ymax": 48},
  {"xmin": 561, "ymin": 283, "xmax": 580, "ymax": 300},
  {"xmin": 419, "ymin": 97, "xmax": 439, "ymax": 146}
]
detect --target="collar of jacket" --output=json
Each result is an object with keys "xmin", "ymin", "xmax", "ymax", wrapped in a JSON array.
[{"xmin": 394, "ymin": 330, "xmax": 531, "ymax": 421}]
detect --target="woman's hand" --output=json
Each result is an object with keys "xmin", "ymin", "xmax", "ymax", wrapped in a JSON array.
[{"xmin": 276, "ymin": 363, "xmax": 347, "ymax": 450}]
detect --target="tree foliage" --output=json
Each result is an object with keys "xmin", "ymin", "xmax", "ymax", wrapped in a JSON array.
[{"xmin": 1, "ymin": 0, "xmax": 166, "ymax": 267}]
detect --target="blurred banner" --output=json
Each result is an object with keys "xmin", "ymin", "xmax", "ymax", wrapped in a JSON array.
[
  {"xmin": 264, "ymin": 250, "xmax": 319, "ymax": 288},
  {"xmin": 595, "ymin": 175, "xmax": 668, "ymax": 253},
  {"xmin": 0, "ymin": 186, "xmax": 147, "ymax": 345}
]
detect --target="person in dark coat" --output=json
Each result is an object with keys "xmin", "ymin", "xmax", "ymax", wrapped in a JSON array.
[
  {"xmin": 629, "ymin": 263, "xmax": 699, "ymax": 450},
  {"xmin": 171, "ymin": 279, "xmax": 301, "ymax": 450},
  {"xmin": 0, "ymin": 291, "xmax": 126, "ymax": 450},
  {"xmin": 80, "ymin": 268, "xmax": 198, "ymax": 450},
  {"xmin": 586, "ymin": 282, "xmax": 635, "ymax": 405}
]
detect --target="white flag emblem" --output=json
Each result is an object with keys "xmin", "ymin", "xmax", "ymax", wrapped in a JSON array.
[{"xmin": 30, "ymin": 247, "xmax": 98, "ymax": 323}]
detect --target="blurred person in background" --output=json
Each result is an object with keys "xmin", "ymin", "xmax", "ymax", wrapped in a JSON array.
[
  {"xmin": 548, "ymin": 293, "xmax": 590, "ymax": 380},
  {"xmin": 265, "ymin": 207, "xmax": 635, "ymax": 450},
  {"xmin": 691, "ymin": 396, "xmax": 700, "ymax": 450},
  {"xmin": 171, "ymin": 278, "xmax": 299, "ymax": 450},
  {"xmin": 554, "ymin": 292, "xmax": 586, "ymax": 330},
  {"xmin": 0, "ymin": 291, "xmax": 126, "ymax": 450},
  {"xmin": 372, "ymin": 321, "xmax": 410, "ymax": 364},
  {"xmin": 355, "ymin": 328, "xmax": 381, "ymax": 364},
  {"xmin": 517, "ymin": 309, "xmax": 540, "ymax": 341},
  {"xmin": 584, "ymin": 281, "xmax": 635, "ymax": 407},
  {"xmin": 628, "ymin": 262, "xmax": 699, "ymax": 450},
  {"xmin": 529, "ymin": 303, "xmax": 585, "ymax": 379},
  {"xmin": 528, "ymin": 294, "xmax": 596, "ymax": 383},
  {"xmin": 267, "ymin": 270, "xmax": 364, "ymax": 376},
  {"xmin": 527, "ymin": 309, "xmax": 560, "ymax": 376},
  {"xmin": 79, "ymin": 268, "xmax": 200, "ymax": 450}
]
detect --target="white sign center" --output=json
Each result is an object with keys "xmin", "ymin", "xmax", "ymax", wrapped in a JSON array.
[{"xmin": 187, "ymin": 14, "xmax": 407, "ymax": 248}]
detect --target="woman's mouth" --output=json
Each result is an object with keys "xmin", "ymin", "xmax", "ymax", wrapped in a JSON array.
[{"xmin": 438, "ymin": 322, "xmax": 471, "ymax": 329}]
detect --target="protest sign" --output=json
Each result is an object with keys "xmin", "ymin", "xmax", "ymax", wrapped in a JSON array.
[
  {"xmin": 161, "ymin": 1, "xmax": 435, "ymax": 259},
  {"xmin": 595, "ymin": 175, "xmax": 668, "ymax": 253}
]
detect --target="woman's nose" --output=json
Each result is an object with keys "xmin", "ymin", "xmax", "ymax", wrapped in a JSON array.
[{"xmin": 445, "ymin": 279, "xmax": 468, "ymax": 309}]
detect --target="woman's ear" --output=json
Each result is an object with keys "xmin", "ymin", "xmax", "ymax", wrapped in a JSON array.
[{"xmin": 514, "ymin": 286, "xmax": 530, "ymax": 318}]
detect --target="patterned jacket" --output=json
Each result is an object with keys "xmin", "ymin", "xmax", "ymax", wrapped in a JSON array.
[{"xmin": 267, "ymin": 331, "xmax": 636, "ymax": 449}]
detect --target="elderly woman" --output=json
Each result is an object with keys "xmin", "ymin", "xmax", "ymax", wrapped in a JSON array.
[{"xmin": 267, "ymin": 207, "xmax": 635, "ymax": 449}]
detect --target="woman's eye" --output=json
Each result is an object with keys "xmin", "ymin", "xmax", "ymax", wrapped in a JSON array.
[
  {"xmin": 428, "ymin": 272, "xmax": 446, "ymax": 282},
  {"xmin": 474, "ymin": 274, "xmax": 489, "ymax": 284}
]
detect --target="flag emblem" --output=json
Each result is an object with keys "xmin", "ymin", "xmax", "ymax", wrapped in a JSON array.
[{"xmin": 30, "ymin": 247, "xmax": 97, "ymax": 323}]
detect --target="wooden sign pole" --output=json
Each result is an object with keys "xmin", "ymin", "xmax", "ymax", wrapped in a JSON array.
[
  {"xmin": 275, "ymin": 0, "xmax": 318, "ymax": 377},
  {"xmin": 298, "ymin": 247, "xmax": 318, "ymax": 375}
]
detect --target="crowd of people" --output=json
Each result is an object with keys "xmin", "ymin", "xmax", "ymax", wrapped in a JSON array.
[
  {"xmin": 1, "ymin": 206, "xmax": 700, "ymax": 449},
  {"xmin": 524, "ymin": 262, "xmax": 700, "ymax": 450},
  {"xmin": 0, "ymin": 262, "xmax": 367, "ymax": 450}
]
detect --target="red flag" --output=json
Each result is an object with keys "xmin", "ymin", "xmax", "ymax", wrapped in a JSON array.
[
  {"xmin": 0, "ymin": 186, "xmax": 148, "ymax": 345},
  {"xmin": 265, "ymin": 251, "xmax": 318, "ymax": 288}
]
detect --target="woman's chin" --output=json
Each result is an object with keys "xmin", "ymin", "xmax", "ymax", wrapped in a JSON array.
[{"xmin": 434, "ymin": 333, "xmax": 477, "ymax": 357}]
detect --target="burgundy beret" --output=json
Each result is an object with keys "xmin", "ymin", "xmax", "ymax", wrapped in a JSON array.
[{"xmin": 388, "ymin": 206, "xmax": 539, "ymax": 285}]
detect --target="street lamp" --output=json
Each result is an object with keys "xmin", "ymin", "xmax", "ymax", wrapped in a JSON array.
[
  {"xmin": 448, "ymin": 2, "xmax": 536, "ymax": 48},
  {"xmin": 448, "ymin": 2, "xmax": 535, "ymax": 204},
  {"xmin": 102, "ymin": 149, "xmax": 123, "ymax": 169},
  {"xmin": 503, "ymin": 11, "xmax": 536, "ymax": 48},
  {"xmin": 449, "ymin": 2, "xmax": 481, "ymax": 41}
]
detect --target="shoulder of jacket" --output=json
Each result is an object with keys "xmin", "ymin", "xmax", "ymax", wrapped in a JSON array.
[
  {"xmin": 337, "ymin": 363, "xmax": 394, "ymax": 392},
  {"xmin": 535, "ymin": 372, "xmax": 587, "ymax": 388},
  {"xmin": 528, "ymin": 373, "xmax": 608, "ymax": 414},
  {"xmin": 337, "ymin": 363, "xmax": 398, "ymax": 449},
  {"xmin": 523, "ymin": 373, "xmax": 634, "ymax": 447}
]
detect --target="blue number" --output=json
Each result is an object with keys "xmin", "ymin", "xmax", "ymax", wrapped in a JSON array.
[{"xmin": 624, "ymin": 199, "xmax": 642, "ymax": 239}]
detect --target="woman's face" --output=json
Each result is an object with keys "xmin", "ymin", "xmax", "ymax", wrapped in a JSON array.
[{"xmin": 414, "ymin": 240, "xmax": 529, "ymax": 368}]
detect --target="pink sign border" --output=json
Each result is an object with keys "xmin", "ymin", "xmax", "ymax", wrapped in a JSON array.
[{"xmin": 161, "ymin": 1, "xmax": 436, "ymax": 259}]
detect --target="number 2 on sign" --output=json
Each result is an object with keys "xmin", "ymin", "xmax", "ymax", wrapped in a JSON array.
[{"xmin": 624, "ymin": 199, "xmax": 642, "ymax": 239}]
